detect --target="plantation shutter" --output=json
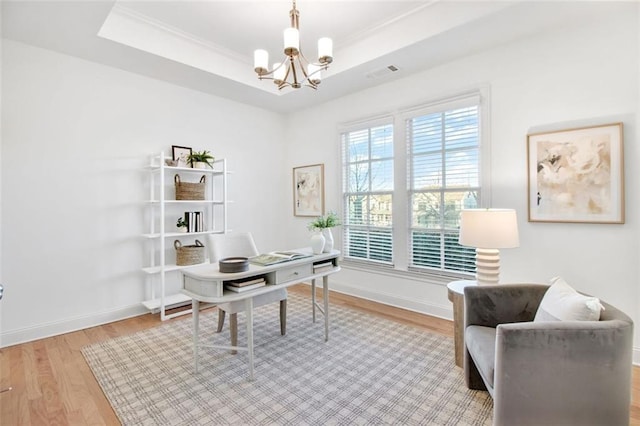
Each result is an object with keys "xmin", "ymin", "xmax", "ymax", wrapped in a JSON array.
[
  {"xmin": 406, "ymin": 98, "xmax": 480, "ymax": 273},
  {"xmin": 341, "ymin": 122, "xmax": 394, "ymax": 264}
]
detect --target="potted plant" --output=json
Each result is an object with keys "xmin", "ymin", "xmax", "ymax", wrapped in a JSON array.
[
  {"xmin": 187, "ymin": 150, "xmax": 215, "ymax": 169},
  {"xmin": 176, "ymin": 216, "xmax": 188, "ymax": 232},
  {"xmin": 308, "ymin": 211, "xmax": 340, "ymax": 230},
  {"xmin": 308, "ymin": 211, "xmax": 340, "ymax": 253}
]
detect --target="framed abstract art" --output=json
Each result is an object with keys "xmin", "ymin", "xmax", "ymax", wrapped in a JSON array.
[
  {"xmin": 527, "ymin": 122, "xmax": 624, "ymax": 224},
  {"xmin": 293, "ymin": 164, "xmax": 324, "ymax": 217}
]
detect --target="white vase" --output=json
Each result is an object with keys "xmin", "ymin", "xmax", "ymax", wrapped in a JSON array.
[
  {"xmin": 193, "ymin": 161, "xmax": 208, "ymax": 169},
  {"xmin": 322, "ymin": 228, "xmax": 334, "ymax": 253},
  {"xmin": 310, "ymin": 231, "xmax": 325, "ymax": 254}
]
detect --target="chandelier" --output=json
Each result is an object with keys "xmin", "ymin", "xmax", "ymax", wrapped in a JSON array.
[{"xmin": 253, "ymin": 0, "xmax": 333, "ymax": 90}]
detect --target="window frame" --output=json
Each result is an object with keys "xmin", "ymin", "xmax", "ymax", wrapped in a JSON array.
[
  {"xmin": 341, "ymin": 118, "xmax": 395, "ymax": 265},
  {"xmin": 405, "ymin": 96, "xmax": 483, "ymax": 275},
  {"xmin": 339, "ymin": 90, "xmax": 491, "ymax": 284}
]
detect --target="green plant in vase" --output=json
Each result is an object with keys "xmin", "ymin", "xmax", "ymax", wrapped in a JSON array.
[
  {"xmin": 187, "ymin": 150, "xmax": 215, "ymax": 169},
  {"xmin": 308, "ymin": 211, "xmax": 340, "ymax": 253}
]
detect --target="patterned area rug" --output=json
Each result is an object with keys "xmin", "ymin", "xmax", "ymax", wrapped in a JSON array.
[{"xmin": 82, "ymin": 293, "xmax": 493, "ymax": 425}]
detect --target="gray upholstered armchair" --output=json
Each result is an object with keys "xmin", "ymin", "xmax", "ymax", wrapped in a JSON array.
[{"xmin": 464, "ymin": 284, "xmax": 633, "ymax": 426}]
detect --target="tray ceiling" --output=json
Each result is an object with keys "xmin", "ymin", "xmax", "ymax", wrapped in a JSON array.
[{"xmin": 2, "ymin": 1, "xmax": 612, "ymax": 112}]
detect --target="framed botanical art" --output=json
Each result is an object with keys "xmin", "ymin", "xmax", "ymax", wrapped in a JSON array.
[
  {"xmin": 293, "ymin": 164, "xmax": 324, "ymax": 217},
  {"xmin": 172, "ymin": 145, "xmax": 192, "ymax": 168},
  {"xmin": 527, "ymin": 122, "xmax": 624, "ymax": 224}
]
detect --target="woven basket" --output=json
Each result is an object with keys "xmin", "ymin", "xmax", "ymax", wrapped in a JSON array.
[
  {"xmin": 175, "ymin": 174, "xmax": 206, "ymax": 200},
  {"xmin": 174, "ymin": 239, "xmax": 205, "ymax": 266}
]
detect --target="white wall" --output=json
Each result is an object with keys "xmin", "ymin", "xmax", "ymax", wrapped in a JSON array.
[
  {"xmin": 2, "ymin": 2, "xmax": 639, "ymax": 356},
  {"xmin": 637, "ymin": 0, "xmax": 640, "ymax": 352},
  {"xmin": 285, "ymin": 3, "xmax": 640, "ymax": 351},
  {"xmin": 1, "ymin": 40, "xmax": 288, "ymax": 346},
  {"xmin": 0, "ymin": 8, "xmax": 4, "ymax": 338}
]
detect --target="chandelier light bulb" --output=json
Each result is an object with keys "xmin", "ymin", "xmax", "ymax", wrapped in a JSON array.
[
  {"xmin": 254, "ymin": 49, "xmax": 269, "ymax": 74},
  {"xmin": 283, "ymin": 28, "xmax": 300, "ymax": 56},
  {"xmin": 318, "ymin": 37, "xmax": 333, "ymax": 64}
]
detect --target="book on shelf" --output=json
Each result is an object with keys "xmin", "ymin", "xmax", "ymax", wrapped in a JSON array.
[
  {"xmin": 226, "ymin": 277, "xmax": 266, "ymax": 287},
  {"xmin": 225, "ymin": 281, "xmax": 266, "ymax": 293},
  {"xmin": 313, "ymin": 261, "xmax": 334, "ymax": 273},
  {"xmin": 249, "ymin": 251, "xmax": 312, "ymax": 266},
  {"xmin": 184, "ymin": 211, "xmax": 204, "ymax": 232}
]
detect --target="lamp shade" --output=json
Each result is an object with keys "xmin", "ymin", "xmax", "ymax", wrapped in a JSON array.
[
  {"xmin": 318, "ymin": 37, "xmax": 333, "ymax": 62},
  {"xmin": 253, "ymin": 49, "xmax": 269, "ymax": 72},
  {"xmin": 459, "ymin": 209, "xmax": 519, "ymax": 249},
  {"xmin": 283, "ymin": 27, "xmax": 300, "ymax": 54}
]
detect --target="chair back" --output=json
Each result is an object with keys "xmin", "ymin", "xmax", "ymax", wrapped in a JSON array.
[{"xmin": 207, "ymin": 232, "xmax": 259, "ymax": 263}]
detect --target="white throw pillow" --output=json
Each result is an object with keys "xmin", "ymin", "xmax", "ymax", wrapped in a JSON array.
[{"xmin": 534, "ymin": 276, "xmax": 604, "ymax": 322}]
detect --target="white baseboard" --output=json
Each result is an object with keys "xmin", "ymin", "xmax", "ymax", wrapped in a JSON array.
[
  {"xmin": 1, "ymin": 304, "xmax": 149, "ymax": 348},
  {"xmin": 3, "ymin": 279, "xmax": 448, "ymax": 348},
  {"xmin": 318, "ymin": 278, "xmax": 453, "ymax": 321}
]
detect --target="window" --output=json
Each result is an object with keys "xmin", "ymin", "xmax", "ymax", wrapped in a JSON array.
[
  {"xmin": 407, "ymin": 104, "xmax": 479, "ymax": 273},
  {"xmin": 340, "ymin": 93, "xmax": 484, "ymax": 278},
  {"xmin": 342, "ymin": 123, "xmax": 394, "ymax": 263}
]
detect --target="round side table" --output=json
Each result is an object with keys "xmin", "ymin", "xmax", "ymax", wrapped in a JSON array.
[{"xmin": 447, "ymin": 280, "xmax": 477, "ymax": 368}]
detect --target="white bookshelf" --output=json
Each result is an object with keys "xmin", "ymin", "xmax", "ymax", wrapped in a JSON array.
[{"xmin": 142, "ymin": 152, "xmax": 229, "ymax": 320}]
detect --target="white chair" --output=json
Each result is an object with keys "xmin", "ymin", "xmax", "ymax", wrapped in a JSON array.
[{"xmin": 207, "ymin": 232, "xmax": 287, "ymax": 352}]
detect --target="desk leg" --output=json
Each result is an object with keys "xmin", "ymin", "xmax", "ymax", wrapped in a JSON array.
[
  {"xmin": 311, "ymin": 278, "xmax": 317, "ymax": 323},
  {"xmin": 192, "ymin": 299, "xmax": 200, "ymax": 373},
  {"xmin": 245, "ymin": 297, "xmax": 254, "ymax": 381},
  {"xmin": 323, "ymin": 275, "xmax": 329, "ymax": 342}
]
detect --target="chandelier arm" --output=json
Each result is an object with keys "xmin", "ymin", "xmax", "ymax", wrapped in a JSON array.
[
  {"xmin": 289, "ymin": 56, "xmax": 303, "ymax": 88},
  {"xmin": 296, "ymin": 53, "xmax": 310, "ymax": 80},
  {"xmin": 297, "ymin": 50, "xmax": 323, "ymax": 88},
  {"xmin": 284, "ymin": 60, "xmax": 292, "ymax": 81},
  {"xmin": 297, "ymin": 50, "xmax": 310, "ymax": 72},
  {"xmin": 275, "ymin": 60, "xmax": 293, "ymax": 90},
  {"xmin": 298, "ymin": 49, "xmax": 328, "ymax": 73},
  {"xmin": 256, "ymin": 60, "xmax": 287, "ymax": 79},
  {"xmin": 278, "ymin": 76, "xmax": 295, "ymax": 90}
]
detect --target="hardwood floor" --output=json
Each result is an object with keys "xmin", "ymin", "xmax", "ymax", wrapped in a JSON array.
[{"xmin": 1, "ymin": 284, "xmax": 639, "ymax": 425}]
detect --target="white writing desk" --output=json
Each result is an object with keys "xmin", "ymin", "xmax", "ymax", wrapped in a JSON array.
[{"xmin": 181, "ymin": 249, "xmax": 340, "ymax": 380}]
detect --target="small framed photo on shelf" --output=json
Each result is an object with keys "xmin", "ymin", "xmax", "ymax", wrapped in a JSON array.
[
  {"xmin": 527, "ymin": 122, "xmax": 624, "ymax": 224},
  {"xmin": 293, "ymin": 164, "xmax": 324, "ymax": 217},
  {"xmin": 172, "ymin": 145, "xmax": 192, "ymax": 168}
]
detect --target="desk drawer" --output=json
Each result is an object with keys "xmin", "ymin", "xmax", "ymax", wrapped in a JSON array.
[
  {"xmin": 275, "ymin": 263, "xmax": 312, "ymax": 284},
  {"xmin": 184, "ymin": 276, "xmax": 223, "ymax": 297}
]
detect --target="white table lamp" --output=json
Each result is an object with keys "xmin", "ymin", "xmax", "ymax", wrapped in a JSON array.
[{"xmin": 459, "ymin": 209, "xmax": 519, "ymax": 285}]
